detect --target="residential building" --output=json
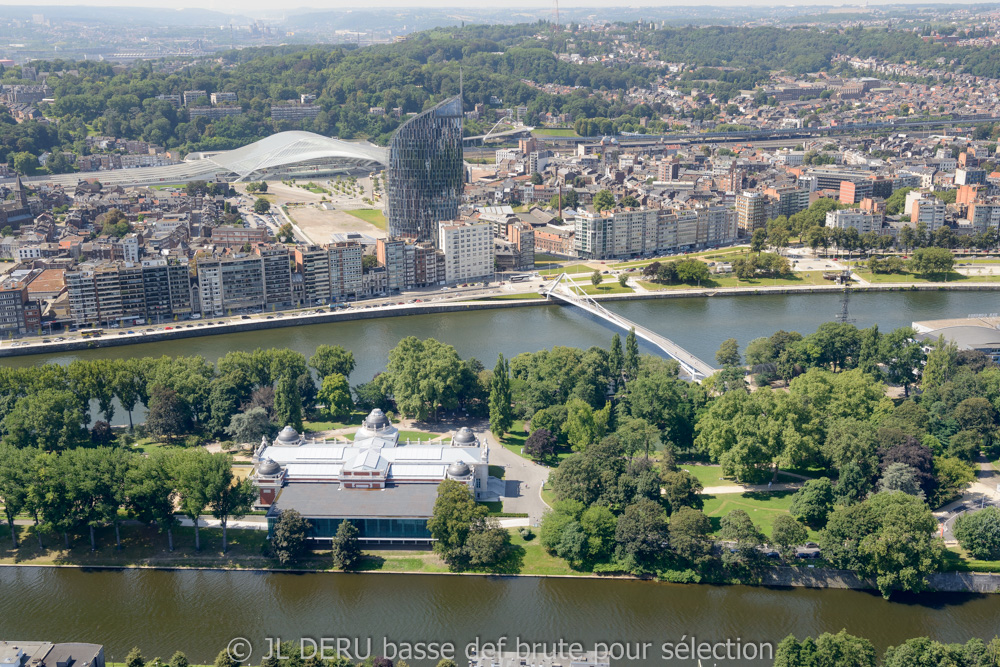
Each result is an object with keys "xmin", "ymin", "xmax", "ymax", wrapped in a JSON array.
[
  {"xmin": 438, "ymin": 220, "xmax": 494, "ymax": 283},
  {"xmin": 825, "ymin": 209, "xmax": 882, "ymax": 234},
  {"xmin": 0, "ymin": 279, "xmax": 28, "ymax": 336},
  {"xmin": 270, "ymin": 103, "xmax": 321, "ymax": 121},
  {"xmin": 735, "ymin": 191, "xmax": 769, "ymax": 236}
]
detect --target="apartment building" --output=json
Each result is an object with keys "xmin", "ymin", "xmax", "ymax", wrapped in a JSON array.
[
  {"xmin": 735, "ymin": 192, "xmax": 769, "ymax": 236},
  {"xmin": 438, "ymin": 220, "xmax": 494, "ymax": 283},
  {"xmin": 329, "ymin": 242, "xmax": 363, "ymax": 299},
  {"xmin": 574, "ymin": 206, "xmax": 737, "ymax": 260},
  {"xmin": 196, "ymin": 254, "xmax": 266, "ymax": 316},
  {"xmin": 0, "ymin": 279, "xmax": 28, "ymax": 336},
  {"xmin": 257, "ymin": 245, "xmax": 294, "ymax": 309},
  {"xmin": 211, "ymin": 226, "xmax": 270, "ymax": 247},
  {"xmin": 825, "ymin": 209, "xmax": 882, "ymax": 234}
]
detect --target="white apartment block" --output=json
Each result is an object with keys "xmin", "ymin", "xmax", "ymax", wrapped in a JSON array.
[
  {"xmin": 438, "ymin": 220, "xmax": 494, "ymax": 284},
  {"xmin": 912, "ymin": 199, "xmax": 947, "ymax": 232},
  {"xmin": 574, "ymin": 206, "xmax": 738, "ymax": 260},
  {"xmin": 969, "ymin": 202, "xmax": 1000, "ymax": 232},
  {"xmin": 825, "ymin": 209, "xmax": 882, "ymax": 234}
]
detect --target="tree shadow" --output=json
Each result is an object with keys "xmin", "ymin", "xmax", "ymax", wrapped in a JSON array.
[
  {"xmin": 479, "ymin": 544, "xmax": 525, "ymax": 575},
  {"xmin": 355, "ymin": 554, "xmax": 387, "ymax": 571}
]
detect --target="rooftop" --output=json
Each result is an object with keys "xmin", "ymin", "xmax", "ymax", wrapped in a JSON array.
[{"xmin": 266, "ymin": 482, "xmax": 439, "ymax": 520}]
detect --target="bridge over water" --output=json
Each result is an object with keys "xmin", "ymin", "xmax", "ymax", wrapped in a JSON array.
[{"xmin": 543, "ymin": 273, "xmax": 716, "ymax": 381}]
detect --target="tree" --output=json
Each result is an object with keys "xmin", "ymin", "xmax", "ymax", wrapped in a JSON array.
[
  {"xmin": 716, "ymin": 338, "xmax": 741, "ymax": 367},
  {"xmin": 254, "ymin": 197, "xmax": 271, "ymax": 214},
  {"xmin": 880, "ymin": 327, "xmax": 925, "ymax": 396},
  {"xmin": 660, "ymin": 469, "xmax": 703, "ymax": 514},
  {"xmin": 0, "ymin": 444, "xmax": 29, "ymax": 547},
  {"xmin": 204, "ymin": 453, "xmax": 256, "ymax": 553},
  {"xmin": 608, "ymin": 333, "xmax": 623, "ymax": 385},
  {"xmin": 821, "ymin": 491, "xmax": 941, "ymax": 597},
  {"xmin": 614, "ymin": 498, "xmax": 669, "ymax": 572},
  {"xmin": 225, "ymin": 407, "xmax": 274, "ymax": 446},
  {"xmin": 771, "ymin": 515, "xmax": 808, "ymax": 557},
  {"xmin": 271, "ymin": 509, "xmax": 312, "ymax": 565},
  {"xmin": 563, "ymin": 398, "xmax": 599, "ymax": 451},
  {"xmin": 668, "ymin": 507, "xmax": 713, "ymax": 564},
  {"xmin": 789, "ymin": 478, "xmax": 835, "ymax": 529},
  {"xmin": 524, "ymin": 428, "xmax": 557, "ymax": 461},
  {"xmin": 145, "ymin": 385, "xmax": 192, "ymax": 442},
  {"xmin": 427, "ymin": 480, "xmax": 488, "ymax": 569},
  {"xmin": 2, "ymin": 388, "xmax": 88, "ymax": 450},
  {"xmin": 169, "ymin": 653, "xmax": 189, "ymax": 667},
  {"xmin": 488, "ymin": 353, "xmax": 514, "ymax": 437},
  {"xmin": 466, "ymin": 519, "xmax": 511, "ymax": 567},
  {"xmin": 623, "ymin": 328, "xmax": 639, "ymax": 381},
  {"xmin": 580, "ymin": 505, "xmax": 617, "ymax": 561},
  {"xmin": 125, "ymin": 648, "xmax": 145, "ymax": 667},
  {"xmin": 127, "ymin": 450, "xmax": 178, "ymax": 551},
  {"xmin": 318, "ymin": 373, "xmax": 354, "ymax": 421},
  {"xmin": 954, "ymin": 506, "xmax": 1000, "ymax": 560},
  {"xmin": 170, "ymin": 449, "xmax": 215, "ymax": 551},
  {"xmin": 590, "ymin": 270, "xmax": 603, "ymax": 288},
  {"xmin": 331, "ymin": 519, "xmax": 361, "ymax": 570},
  {"xmin": 878, "ymin": 462, "xmax": 924, "ymax": 498},
  {"xmin": 750, "ymin": 228, "xmax": 767, "ymax": 254},
  {"xmin": 773, "ymin": 632, "xmax": 877, "ymax": 667},
  {"xmin": 617, "ymin": 273, "xmax": 628, "ymax": 288},
  {"xmin": 593, "ymin": 189, "xmax": 615, "ymax": 212},
  {"xmin": 214, "ymin": 649, "xmax": 238, "ymax": 667},
  {"xmin": 274, "ymin": 374, "xmax": 303, "ymax": 431},
  {"xmin": 908, "ymin": 246, "xmax": 954, "ymax": 276},
  {"xmin": 386, "ymin": 337, "xmax": 465, "ymax": 421},
  {"xmin": 310, "ymin": 345, "xmax": 356, "ymax": 380}
]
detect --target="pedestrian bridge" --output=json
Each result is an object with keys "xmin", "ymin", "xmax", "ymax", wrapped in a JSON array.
[{"xmin": 542, "ymin": 273, "xmax": 716, "ymax": 381}]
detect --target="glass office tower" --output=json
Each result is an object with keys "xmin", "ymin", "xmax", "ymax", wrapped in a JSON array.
[{"xmin": 386, "ymin": 96, "xmax": 464, "ymax": 245}]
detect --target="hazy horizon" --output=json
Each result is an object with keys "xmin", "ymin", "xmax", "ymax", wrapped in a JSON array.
[{"xmin": 0, "ymin": 0, "xmax": 990, "ymax": 14}]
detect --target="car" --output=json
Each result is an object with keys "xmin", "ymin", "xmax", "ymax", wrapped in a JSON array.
[
  {"xmin": 164, "ymin": 326, "xmax": 173, "ymax": 330},
  {"xmin": 42, "ymin": 338, "xmax": 51, "ymax": 343},
  {"xmin": 414, "ymin": 299, "xmax": 422, "ymax": 303},
  {"xmin": 266, "ymin": 316, "xmax": 274, "ymax": 320},
  {"xmin": 241, "ymin": 315, "xmax": 251, "ymax": 320},
  {"xmin": 127, "ymin": 331, "xmax": 135, "ymax": 334},
  {"xmin": 118, "ymin": 332, "xmax": 126, "ymax": 336}
]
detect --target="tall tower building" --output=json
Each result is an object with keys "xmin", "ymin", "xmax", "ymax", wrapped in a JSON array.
[{"xmin": 386, "ymin": 96, "xmax": 464, "ymax": 245}]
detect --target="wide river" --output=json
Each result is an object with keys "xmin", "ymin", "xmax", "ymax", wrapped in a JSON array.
[{"xmin": 4, "ymin": 290, "xmax": 1000, "ymax": 664}]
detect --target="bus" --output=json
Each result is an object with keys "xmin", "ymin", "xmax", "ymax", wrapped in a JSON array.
[
  {"xmin": 79, "ymin": 328, "xmax": 104, "ymax": 338},
  {"xmin": 510, "ymin": 274, "xmax": 531, "ymax": 283}
]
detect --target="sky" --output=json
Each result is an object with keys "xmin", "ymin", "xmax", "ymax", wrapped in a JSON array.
[{"xmin": 0, "ymin": 0, "xmax": 988, "ymax": 11}]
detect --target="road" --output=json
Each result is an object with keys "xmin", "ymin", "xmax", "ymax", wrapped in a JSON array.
[
  {"xmin": 483, "ymin": 430, "xmax": 552, "ymax": 525},
  {"xmin": 936, "ymin": 456, "xmax": 1000, "ymax": 544}
]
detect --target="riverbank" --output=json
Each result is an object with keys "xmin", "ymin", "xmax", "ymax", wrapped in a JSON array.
[
  {"xmin": 3, "ymin": 523, "xmax": 999, "ymax": 594},
  {"xmin": 3, "ymin": 280, "xmax": 999, "ymax": 359}
]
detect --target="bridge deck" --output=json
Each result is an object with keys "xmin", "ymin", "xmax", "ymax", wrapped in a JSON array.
[{"xmin": 544, "ymin": 274, "xmax": 716, "ymax": 380}]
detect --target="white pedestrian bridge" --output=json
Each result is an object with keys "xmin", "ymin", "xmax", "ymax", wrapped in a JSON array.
[{"xmin": 543, "ymin": 272, "xmax": 716, "ymax": 381}]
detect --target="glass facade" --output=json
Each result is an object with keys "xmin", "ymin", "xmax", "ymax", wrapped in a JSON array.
[
  {"xmin": 268, "ymin": 516, "xmax": 432, "ymax": 540},
  {"xmin": 386, "ymin": 96, "xmax": 464, "ymax": 245}
]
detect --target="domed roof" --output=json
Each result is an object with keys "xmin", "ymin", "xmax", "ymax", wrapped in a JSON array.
[
  {"xmin": 447, "ymin": 461, "xmax": 472, "ymax": 477},
  {"xmin": 257, "ymin": 458, "xmax": 281, "ymax": 476},
  {"xmin": 453, "ymin": 427, "xmax": 477, "ymax": 446},
  {"xmin": 276, "ymin": 425, "xmax": 300, "ymax": 445},
  {"xmin": 364, "ymin": 408, "xmax": 391, "ymax": 430}
]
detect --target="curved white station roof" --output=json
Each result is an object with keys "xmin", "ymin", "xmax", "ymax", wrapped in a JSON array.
[
  {"xmin": 22, "ymin": 131, "xmax": 388, "ymax": 189},
  {"xmin": 208, "ymin": 131, "xmax": 388, "ymax": 181}
]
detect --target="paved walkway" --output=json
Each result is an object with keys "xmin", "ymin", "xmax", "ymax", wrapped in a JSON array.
[
  {"xmin": 702, "ymin": 482, "xmax": 802, "ymax": 495},
  {"xmin": 937, "ymin": 456, "xmax": 1000, "ymax": 545},
  {"xmin": 484, "ymin": 431, "xmax": 551, "ymax": 525}
]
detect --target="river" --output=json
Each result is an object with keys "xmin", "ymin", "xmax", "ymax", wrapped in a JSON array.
[
  {"xmin": 4, "ymin": 291, "xmax": 998, "ymax": 387},
  {"xmin": 1, "ymin": 567, "xmax": 999, "ymax": 666},
  {"xmin": 4, "ymin": 290, "xmax": 1000, "ymax": 663}
]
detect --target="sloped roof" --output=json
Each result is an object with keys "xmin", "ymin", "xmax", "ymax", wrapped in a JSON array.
[{"xmin": 207, "ymin": 131, "xmax": 387, "ymax": 180}]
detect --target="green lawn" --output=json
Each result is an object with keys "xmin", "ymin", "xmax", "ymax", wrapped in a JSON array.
[
  {"xmin": 682, "ymin": 465, "xmax": 739, "ymax": 488},
  {"xmin": 856, "ymin": 270, "xmax": 1000, "ymax": 284},
  {"xmin": 346, "ymin": 429, "xmax": 442, "ymax": 443},
  {"xmin": 534, "ymin": 253, "xmax": 568, "ymax": 265},
  {"xmin": 942, "ymin": 547, "xmax": 1000, "ymax": 573},
  {"xmin": 303, "ymin": 411, "xmax": 366, "ymax": 433},
  {"xmin": 344, "ymin": 208, "xmax": 387, "ymax": 231},
  {"xmin": 533, "ymin": 128, "xmax": 579, "ymax": 137},
  {"xmin": 570, "ymin": 281, "xmax": 634, "ymax": 295},
  {"xmin": 538, "ymin": 264, "xmax": 594, "ymax": 276},
  {"xmin": 614, "ymin": 248, "xmax": 750, "ymax": 269},
  {"xmin": 701, "ymin": 491, "xmax": 819, "ymax": 540},
  {"xmin": 638, "ymin": 271, "xmax": 833, "ymax": 291}
]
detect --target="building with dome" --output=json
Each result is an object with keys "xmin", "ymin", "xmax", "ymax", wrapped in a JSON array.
[{"xmin": 251, "ymin": 409, "xmax": 490, "ymax": 543}]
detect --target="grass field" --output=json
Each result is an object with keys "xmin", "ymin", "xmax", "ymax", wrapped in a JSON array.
[
  {"xmin": 856, "ymin": 270, "xmax": 1000, "ymax": 284},
  {"xmin": 638, "ymin": 271, "xmax": 834, "ymax": 291},
  {"xmin": 681, "ymin": 465, "xmax": 739, "ymax": 488},
  {"xmin": 533, "ymin": 128, "xmax": 579, "ymax": 137},
  {"xmin": 303, "ymin": 411, "xmax": 367, "ymax": 433},
  {"xmin": 569, "ymin": 281, "xmax": 634, "ymax": 295},
  {"xmin": 701, "ymin": 491, "xmax": 819, "ymax": 540},
  {"xmin": 344, "ymin": 208, "xmax": 387, "ymax": 231},
  {"xmin": 539, "ymin": 264, "xmax": 594, "ymax": 276},
  {"xmin": 942, "ymin": 548, "xmax": 1000, "ymax": 573},
  {"xmin": 614, "ymin": 248, "xmax": 750, "ymax": 269}
]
